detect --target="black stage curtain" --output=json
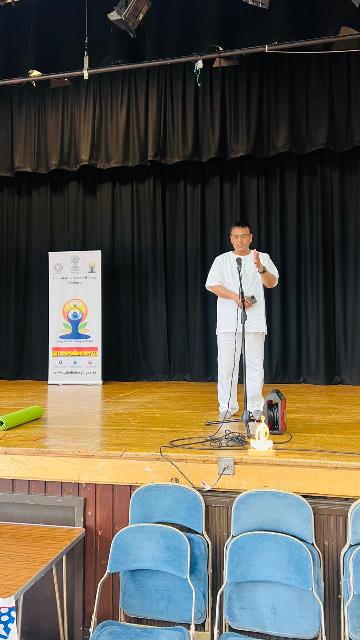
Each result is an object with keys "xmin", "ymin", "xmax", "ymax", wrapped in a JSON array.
[
  {"xmin": 1, "ymin": 148, "xmax": 360, "ymax": 384},
  {"xmin": 2, "ymin": 54, "xmax": 360, "ymax": 175}
]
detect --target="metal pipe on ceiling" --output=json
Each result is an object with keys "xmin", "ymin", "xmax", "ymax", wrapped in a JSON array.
[{"xmin": 0, "ymin": 32, "xmax": 359, "ymax": 87}]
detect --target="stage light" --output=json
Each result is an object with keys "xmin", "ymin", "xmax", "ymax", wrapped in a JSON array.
[
  {"xmin": 242, "ymin": 0, "xmax": 270, "ymax": 8},
  {"xmin": 350, "ymin": 0, "xmax": 360, "ymax": 7},
  {"xmin": 107, "ymin": 0, "xmax": 152, "ymax": 37}
]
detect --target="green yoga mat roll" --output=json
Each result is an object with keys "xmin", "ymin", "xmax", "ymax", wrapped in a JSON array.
[{"xmin": 0, "ymin": 406, "xmax": 44, "ymax": 431}]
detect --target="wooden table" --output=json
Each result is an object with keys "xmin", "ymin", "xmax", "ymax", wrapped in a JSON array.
[{"xmin": 0, "ymin": 522, "xmax": 85, "ymax": 640}]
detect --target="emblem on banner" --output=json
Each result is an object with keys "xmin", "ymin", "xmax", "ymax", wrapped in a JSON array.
[
  {"xmin": 88, "ymin": 262, "xmax": 96, "ymax": 273},
  {"xmin": 60, "ymin": 299, "xmax": 90, "ymax": 340},
  {"xmin": 53, "ymin": 262, "xmax": 64, "ymax": 274},
  {"xmin": 70, "ymin": 255, "xmax": 80, "ymax": 272}
]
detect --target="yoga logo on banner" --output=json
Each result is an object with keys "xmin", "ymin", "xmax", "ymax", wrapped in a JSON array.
[
  {"xmin": 60, "ymin": 299, "xmax": 91, "ymax": 340},
  {"xmin": 0, "ymin": 599, "xmax": 18, "ymax": 640}
]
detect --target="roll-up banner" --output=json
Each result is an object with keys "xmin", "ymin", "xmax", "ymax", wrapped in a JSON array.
[{"xmin": 48, "ymin": 251, "xmax": 102, "ymax": 384}]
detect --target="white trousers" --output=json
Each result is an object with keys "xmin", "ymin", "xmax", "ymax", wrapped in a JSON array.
[{"xmin": 217, "ymin": 332, "xmax": 265, "ymax": 414}]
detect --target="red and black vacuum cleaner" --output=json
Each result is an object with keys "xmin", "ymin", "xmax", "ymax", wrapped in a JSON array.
[{"xmin": 264, "ymin": 389, "xmax": 287, "ymax": 434}]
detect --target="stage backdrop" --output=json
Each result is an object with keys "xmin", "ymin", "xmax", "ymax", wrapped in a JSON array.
[
  {"xmin": 0, "ymin": 150, "xmax": 359, "ymax": 384},
  {"xmin": 0, "ymin": 55, "xmax": 360, "ymax": 384}
]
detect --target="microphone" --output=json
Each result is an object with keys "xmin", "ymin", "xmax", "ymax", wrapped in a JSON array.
[{"xmin": 236, "ymin": 257, "xmax": 242, "ymax": 271}]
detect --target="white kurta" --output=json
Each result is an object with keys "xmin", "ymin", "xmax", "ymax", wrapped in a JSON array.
[
  {"xmin": 205, "ymin": 250, "xmax": 279, "ymax": 414},
  {"xmin": 205, "ymin": 250, "xmax": 279, "ymax": 334}
]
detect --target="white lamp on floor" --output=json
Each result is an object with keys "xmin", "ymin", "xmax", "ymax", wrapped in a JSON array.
[{"xmin": 250, "ymin": 415, "xmax": 273, "ymax": 451}]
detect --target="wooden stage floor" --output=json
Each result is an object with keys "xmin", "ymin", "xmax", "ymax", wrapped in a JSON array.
[{"xmin": 1, "ymin": 380, "xmax": 360, "ymax": 497}]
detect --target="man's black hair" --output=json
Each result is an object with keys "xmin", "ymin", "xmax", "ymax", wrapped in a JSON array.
[{"xmin": 229, "ymin": 221, "xmax": 252, "ymax": 235}]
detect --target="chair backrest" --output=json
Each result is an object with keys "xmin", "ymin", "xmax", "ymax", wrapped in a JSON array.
[
  {"xmin": 347, "ymin": 499, "xmax": 360, "ymax": 546},
  {"xmin": 107, "ymin": 523, "xmax": 190, "ymax": 578},
  {"xmin": 225, "ymin": 531, "xmax": 314, "ymax": 590},
  {"xmin": 215, "ymin": 531, "xmax": 323, "ymax": 640},
  {"xmin": 90, "ymin": 523, "xmax": 197, "ymax": 637},
  {"xmin": 129, "ymin": 483, "xmax": 205, "ymax": 533},
  {"xmin": 231, "ymin": 489, "xmax": 315, "ymax": 543}
]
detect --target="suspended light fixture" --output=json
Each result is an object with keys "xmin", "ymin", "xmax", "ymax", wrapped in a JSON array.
[
  {"xmin": 242, "ymin": 0, "xmax": 270, "ymax": 8},
  {"xmin": 107, "ymin": 0, "xmax": 152, "ymax": 37}
]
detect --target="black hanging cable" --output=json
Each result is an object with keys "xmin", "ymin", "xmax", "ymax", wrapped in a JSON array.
[
  {"xmin": 236, "ymin": 256, "xmax": 251, "ymax": 436},
  {"xmin": 159, "ymin": 446, "xmax": 229, "ymax": 491},
  {"xmin": 158, "ymin": 432, "xmax": 360, "ymax": 493},
  {"xmin": 162, "ymin": 428, "xmax": 293, "ymax": 451},
  {"xmin": 83, "ymin": 0, "xmax": 89, "ymax": 80}
]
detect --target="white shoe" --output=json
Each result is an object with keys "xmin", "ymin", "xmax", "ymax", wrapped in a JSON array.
[
  {"xmin": 251, "ymin": 409, "xmax": 264, "ymax": 420},
  {"xmin": 218, "ymin": 409, "xmax": 238, "ymax": 421}
]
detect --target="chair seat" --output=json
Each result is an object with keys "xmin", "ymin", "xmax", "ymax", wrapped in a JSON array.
[
  {"xmin": 347, "ymin": 595, "xmax": 360, "ymax": 640},
  {"xmin": 91, "ymin": 620, "xmax": 189, "ymax": 640},
  {"xmin": 121, "ymin": 533, "xmax": 208, "ymax": 624},
  {"xmin": 224, "ymin": 581, "xmax": 322, "ymax": 638}
]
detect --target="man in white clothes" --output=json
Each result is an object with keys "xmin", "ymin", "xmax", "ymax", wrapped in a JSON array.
[{"xmin": 206, "ymin": 221, "xmax": 279, "ymax": 420}]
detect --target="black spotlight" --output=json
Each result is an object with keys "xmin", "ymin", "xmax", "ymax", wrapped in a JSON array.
[
  {"xmin": 107, "ymin": 0, "xmax": 152, "ymax": 37},
  {"xmin": 242, "ymin": 0, "xmax": 270, "ymax": 8}
]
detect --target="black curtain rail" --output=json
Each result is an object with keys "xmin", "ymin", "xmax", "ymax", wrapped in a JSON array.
[{"xmin": 0, "ymin": 32, "xmax": 360, "ymax": 87}]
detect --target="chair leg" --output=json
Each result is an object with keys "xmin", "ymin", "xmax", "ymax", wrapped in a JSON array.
[{"xmin": 89, "ymin": 573, "xmax": 109, "ymax": 637}]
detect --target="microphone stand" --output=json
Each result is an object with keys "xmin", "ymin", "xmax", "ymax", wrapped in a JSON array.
[{"xmin": 237, "ymin": 258, "xmax": 251, "ymax": 437}]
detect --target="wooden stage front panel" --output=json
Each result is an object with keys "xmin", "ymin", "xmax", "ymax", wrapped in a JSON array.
[{"xmin": 0, "ymin": 380, "xmax": 360, "ymax": 497}]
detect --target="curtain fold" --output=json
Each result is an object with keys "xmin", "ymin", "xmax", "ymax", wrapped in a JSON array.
[
  {"xmin": 2, "ymin": 54, "xmax": 360, "ymax": 175},
  {"xmin": 1, "ymin": 149, "xmax": 359, "ymax": 383}
]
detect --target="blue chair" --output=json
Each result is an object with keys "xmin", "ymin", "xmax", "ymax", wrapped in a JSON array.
[
  {"xmin": 341, "ymin": 499, "xmax": 360, "ymax": 640},
  {"xmin": 229, "ymin": 489, "xmax": 324, "ymax": 595},
  {"xmin": 214, "ymin": 531, "xmax": 326, "ymax": 640},
  {"xmin": 90, "ymin": 523, "xmax": 196, "ymax": 640},
  {"xmin": 129, "ymin": 483, "xmax": 211, "ymax": 629}
]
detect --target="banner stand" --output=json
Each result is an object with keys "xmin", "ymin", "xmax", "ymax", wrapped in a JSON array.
[{"xmin": 48, "ymin": 251, "xmax": 102, "ymax": 385}]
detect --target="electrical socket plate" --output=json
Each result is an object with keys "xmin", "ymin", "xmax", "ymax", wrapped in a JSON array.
[{"xmin": 217, "ymin": 457, "xmax": 235, "ymax": 475}]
